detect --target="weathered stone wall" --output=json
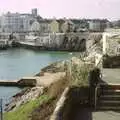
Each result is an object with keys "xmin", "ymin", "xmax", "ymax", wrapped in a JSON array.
[
  {"xmin": 103, "ymin": 33, "xmax": 120, "ymax": 56},
  {"xmin": 50, "ymin": 68, "xmax": 101, "ymax": 120},
  {"xmin": 16, "ymin": 32, "xmax": 103, "ymax": 52},
  {"xmin": 50, "ymin": 87, "xmax": 89, "ymax": 120},
  {"xmin": 103, "ymin": 55, "xmax": 120, "ymax": 68},
  {"xmin": 60, "ymin": 32, "xmax": 89, "ymax": 51}
]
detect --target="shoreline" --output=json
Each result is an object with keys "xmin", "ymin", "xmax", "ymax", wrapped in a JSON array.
[{"xmin": 3, "ymin": 60, "xmax": 66, "ymax": 112}]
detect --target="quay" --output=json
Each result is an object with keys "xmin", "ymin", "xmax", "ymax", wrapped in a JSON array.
[
  {"xmin": 0, "ymin": 80, "xmax": 18, "ymax": 86},
  {"xmin": 0, "ymin": 77, "xmax": 37, "ymax": 87}
]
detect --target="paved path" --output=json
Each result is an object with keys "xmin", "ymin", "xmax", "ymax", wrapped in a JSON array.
[
  {"xmin": 36, "ymin": 72, "xmax": 65, "ymax": 87},
  {"xmin": 102, "ymin": 68, "xmax": 120, "ymax": 84},
  {"xmin": 92, "ymin": 68, "xmax": 120, "ymax": 120},
  {"xmin": 93, "ymin": 111, "xmax": 120, "ymax": 120},
  {"xmin": 71, "ymin": 107, "xmax": 120, "ymax": 120}
]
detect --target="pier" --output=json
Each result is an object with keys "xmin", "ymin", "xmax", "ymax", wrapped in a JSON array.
[
  {"xmin": 0, "ymin": 80, "xmax": 18, "ymax": 86},
  {"xmin": 0, "ymin": 77, "xmax": 37, "ymax": 87}
]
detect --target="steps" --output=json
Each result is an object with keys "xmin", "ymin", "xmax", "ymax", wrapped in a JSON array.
[{"xmin": 96, "ymin": 84, "xmax": 120, "ymax": 111}]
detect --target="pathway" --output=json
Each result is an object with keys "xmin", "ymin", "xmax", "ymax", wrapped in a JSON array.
[{"xmin": 92, "ymin": 68, "xmax": 120, "ymax": 120}]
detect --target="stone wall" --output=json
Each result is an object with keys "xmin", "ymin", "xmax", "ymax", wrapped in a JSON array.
[
  {"xmin": 50, "ymin": 68, "xmax": 101, "ymax": 120},
  {"xmin": 103, "ymin": 55, "xmax": 120, "ymax": 68},
  {"xmin": 60, "ymin": 32, "xmax": 89, "ymax": 51},
  {"xmin": 50, "ymin": 87, "xmax": 89, "ymax": 120},
  {"xmin": 16, "ymin": 32, "xmax": 103, "ymax": 52},
  {"xmin": 103, "ymin": 33, "xmax": 120, "ymax": 56}
]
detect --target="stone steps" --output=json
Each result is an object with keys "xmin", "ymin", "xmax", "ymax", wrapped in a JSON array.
[
  {"xmin": 100, "ymin": 95, "xmax": 120, "ymax": 100},
  {"xmin": 96, "ymin": 84, "xmax": 120, "ymax": 111},
  {"xmin": 97, "ymin": 106, "xmax": 120, "ymax": 111}
]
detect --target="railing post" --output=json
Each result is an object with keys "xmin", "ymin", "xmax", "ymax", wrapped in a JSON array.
[
  {"xmin": 95, "ymin": 85, "xmax": 98, "ymax": 110},
  {"xmin": 0, "ymin": 99, "xmax": 3, "ymax": 120},
  {"xmin": 95, "ymin": 84, "xmax": 100, "ymax": 110}
]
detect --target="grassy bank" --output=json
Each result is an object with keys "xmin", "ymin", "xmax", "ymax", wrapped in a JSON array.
[
  {"xmin": 4, "ymin": 58, "xmax": 94, "ymax": 120},
  {"xmin": 4, "ymin": 94, "xmax": 51, "ymax": 120},
  {"xmin": 4, "ymin": 76, "xmax": 68, "ymax": 120}
]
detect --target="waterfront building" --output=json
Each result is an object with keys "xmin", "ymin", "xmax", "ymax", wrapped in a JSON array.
[
  {"xmin": 0, "ymin": 12, "xmax": 22, "ymax": 33},
  {"xmin": 31, "ymin": 20, "xmax": 40, "ymax": 32},
  {"xmin": 89, "ymin": 19, "xmax": 108, "ymax": 32},
  {"xmin": 89, "ymin": 21, "xmax": 101, "ymax": 32},
  {"xmin": 49, "ymin": 19, "xmax": 65, "ymax": 33},
  {"xmin": 32, "ymin": 8, "xmax": 38, "ymax": 17},
  {"xmin": 38, "ymin": 19, "xmax": 51, "ymax": 33},
  {"xmin": 24, "ymin": 34, "xmax": 50, "ymax": 47},
  {"xmin": 61, "ymin": 20, "xmax": 75, "ymax": 33},
  {"xmin": 49, "ymin": 19, "xmax": 60, "ymax": 33},
  {"xmin": 0, "ymin": 9, "xmax": 41, "ymax": 33},
  {"xmin": 71, "ymin": 19, "xmax": 89, "ymax": 32}
]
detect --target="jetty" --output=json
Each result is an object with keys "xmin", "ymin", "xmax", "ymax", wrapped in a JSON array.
[
  {"xmin": 0, "ymin": 80, "xmax": 18, "ymax": 86},
  {"xmin": 0, "ymin": 77, "xmax": 37, "ymax": 87}
]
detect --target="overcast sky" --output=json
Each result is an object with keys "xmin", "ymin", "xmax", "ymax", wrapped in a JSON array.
[{"xmin": 0, "ymin": 0, "xmax": 120, "ymax": 20}]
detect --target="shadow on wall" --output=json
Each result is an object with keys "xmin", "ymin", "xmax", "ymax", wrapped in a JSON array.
[
  {"xmin": 61, "ymin": 35, "xmax": 86, "ymax": 51},
  {"xmin": 61, "ymin": 86, "xmax": 91, "ymax": 120},
  {"xmin": 68, "ymin": 105, "xmax": 92, "ymax": 120},
  {"xmin": 61, "ymin": 68, "xmax": 103, "ymax": 120}
]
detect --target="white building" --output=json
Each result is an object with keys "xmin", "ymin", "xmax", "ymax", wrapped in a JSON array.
[
  {"xmin": 0, "ymin": 12, "xmax": 22, "ymax": 33},
  {"xmin": 31, "ymin": 20, "xmax": 40, "ymax": 32},
  {"xmin": 0, "ymin": 9, "xmax": 40, "ymax": 33},
  {"xmin": 89, "ymin": 21, "xmax": 101, "ymax": 32}
]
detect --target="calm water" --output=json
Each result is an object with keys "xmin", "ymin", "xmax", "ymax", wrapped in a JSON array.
[{"xmin": 0, "ymin": 48, "xmax": 72, "ymax": 99}]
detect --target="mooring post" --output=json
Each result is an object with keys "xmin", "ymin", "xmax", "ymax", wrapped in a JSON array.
[{"xmin": 0, "ymin": 99, "xmax": 3, "ymax": 120}]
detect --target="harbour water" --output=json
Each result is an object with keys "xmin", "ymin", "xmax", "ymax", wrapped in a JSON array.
[{"xmin": 0, "ymin": 48, "xmax": 72, "ymax": 100}]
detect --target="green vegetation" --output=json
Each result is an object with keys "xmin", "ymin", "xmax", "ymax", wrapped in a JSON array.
[
  {"xmin": 65, "ymin": 58, "xmax": 93, "ymax": 87},
  {"xmin": 4, "ymin": 58, "xmax": 94, "ymax": 120},
  {"xmin": 71, "ymin": 63, "xmax": 91, "ymax": 86},
  {"xmin": 4, "ymin": 94, "xmax": 51, "ymax": 120}
]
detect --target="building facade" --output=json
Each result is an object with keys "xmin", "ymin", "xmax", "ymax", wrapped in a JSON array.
[
  {"xmin": 61, "ymin": 20, "xmax": 75, "ymax": 33},
  {"xmin": 0, "ymin": 9, "xmax": 39, "ymax": 33},
  {"xmin": 89, "ymin": 20, "xmax": 107, "ymax": 32},
  {"xmin": 103, "ymin": 32, "xmax": 120, "ymax": 56}
]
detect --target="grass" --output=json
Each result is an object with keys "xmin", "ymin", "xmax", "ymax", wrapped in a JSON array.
[{"xmin": 4, "ymin": 94, "xmax": 51, "ymax": 120}]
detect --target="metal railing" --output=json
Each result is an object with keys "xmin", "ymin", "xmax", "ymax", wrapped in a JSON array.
[
  {"xmin": 94, "ymin": 84, "xmax": 100, "ymax": 110},
  {"xmin": 0, "ymin": 97, "xmax": 12, "ymax": 120},
  {"xmin": 0, "ymin": 99, "xmax": 3, "ymax": 120}
]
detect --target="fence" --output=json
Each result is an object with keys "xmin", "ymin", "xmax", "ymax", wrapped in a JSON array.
[{"xmin": 0, "ymin": 99, "xmax": 3, "ymax": 120}]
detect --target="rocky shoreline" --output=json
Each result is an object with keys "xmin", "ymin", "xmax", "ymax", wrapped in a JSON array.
[
  {"xmin": 4, "ymin": 60, "xmax": 66, "ymax": 112},
  {"xmin": 5, "ymin": 87, "xmax": 44, "ymax": 112}
]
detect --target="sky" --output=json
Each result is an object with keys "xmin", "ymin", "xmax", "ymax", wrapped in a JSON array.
[{"xmin": 0, "ymin": 0, "xmax": 120, "ymax": 20}]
